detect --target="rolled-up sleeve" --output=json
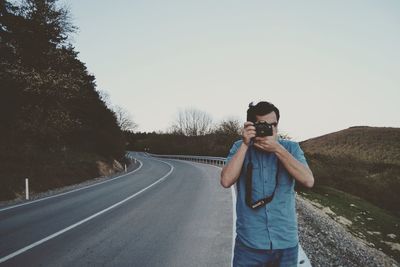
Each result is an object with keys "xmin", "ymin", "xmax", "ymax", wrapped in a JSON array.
[
  {"xmin": 226, "ymin": 141, "xmax": 241, "ymax": 163},
  {"xmin": 291, "ymin": 142, "xmax": 309, "ymax": 167}
]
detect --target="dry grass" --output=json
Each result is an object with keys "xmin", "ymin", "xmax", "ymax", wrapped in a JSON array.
[{"xmin": 298, "ymin": 126, "xmax": 400, "ymax": 218}]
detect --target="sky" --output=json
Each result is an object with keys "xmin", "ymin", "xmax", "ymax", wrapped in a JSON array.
[{"xmin": 67, "ymin": 0, "xmax": 399, "ymax": 141}]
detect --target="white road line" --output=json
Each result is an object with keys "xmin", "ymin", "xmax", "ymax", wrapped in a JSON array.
[
  {"xmin": 0, "ymin": 160, "xmax": 143, "ymax": 212},
  {"xmin": 204, "ymin": 164, "xmax": 237, "ymax": 267},
  {"xmin": 0, "ymin": 159, "xmax": 174, "ymax": 264},
  {"xmin": 230, "ymin": 183, "xmax": 237, "ymax": 267}
]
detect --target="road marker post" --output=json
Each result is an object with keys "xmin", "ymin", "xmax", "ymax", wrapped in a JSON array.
[{"xmin": 25, "ymin": 178, "xmax": 29, "ymax": 200}]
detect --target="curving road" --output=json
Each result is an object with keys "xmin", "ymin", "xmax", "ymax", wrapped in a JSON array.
[{"xmin": 0, "ymin": 152, "xmax": 233, "ymax": 266}]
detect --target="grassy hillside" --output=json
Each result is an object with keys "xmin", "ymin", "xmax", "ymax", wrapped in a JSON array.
[
  {"xmin": 299, "ymin": 126, "xmax": 400, "ymax": 217},
  {"xmin": 301, "ymin": 126, "xmax": 400, "ymax": 165}
]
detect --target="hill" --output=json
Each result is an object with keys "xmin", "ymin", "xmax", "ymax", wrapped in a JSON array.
[
  {"xmin": 299, "ymin": 126, "xmax": 400, "ymax": 216},
  {"xmin": 301, "ymin": 126, "xmax": 400, "ymax": 165}
]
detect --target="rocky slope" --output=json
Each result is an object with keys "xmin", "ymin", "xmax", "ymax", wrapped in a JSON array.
[{"xmin": 297, "ymin": 195, "xmax": 399, "ymax": 267}]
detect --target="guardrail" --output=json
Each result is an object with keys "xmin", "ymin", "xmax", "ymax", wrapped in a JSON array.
[{"xmin": 148, "ymin": 153, "xmax": 227, "ymax": 167}]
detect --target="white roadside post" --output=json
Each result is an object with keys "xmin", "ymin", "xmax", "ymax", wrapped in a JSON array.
[
  {"xmin": 25, "ymin": 178, "xmax": 29, "ymax": 200},
  {"xmin": 124, "ymin": 164, "xmax": 127, "ymax": 172}
]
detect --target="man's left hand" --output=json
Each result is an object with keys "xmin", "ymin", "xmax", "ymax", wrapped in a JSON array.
[{"xmin": 253, "ymin": 132, "xmax": 281, "ymax": 153}]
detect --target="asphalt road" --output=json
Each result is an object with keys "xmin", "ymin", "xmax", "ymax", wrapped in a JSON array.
[{"xmin": 0, "ymin": 152, "xmax": 233, "ymax": 266}]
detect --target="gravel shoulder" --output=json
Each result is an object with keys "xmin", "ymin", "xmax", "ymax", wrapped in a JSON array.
[{"xmin": 297, "ymin": 195, "xmax": 399, "ymax": 267}]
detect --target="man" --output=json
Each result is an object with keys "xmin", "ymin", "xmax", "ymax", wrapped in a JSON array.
[{"xmin": 220, "ymin": 101, "xmax": 314, "ymax": 267}]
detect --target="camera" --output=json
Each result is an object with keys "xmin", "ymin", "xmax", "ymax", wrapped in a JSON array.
[{"xmin": 254, "ymin": 121, "xmax": 273, "ymax": 137}]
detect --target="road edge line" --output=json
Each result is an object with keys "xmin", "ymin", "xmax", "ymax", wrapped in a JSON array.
[
  {"xmin": 0, "ymin": 160, "xmax": 173, "ymax": 264},
  {"xmin": 0, "ymin": 159, "xmax": 143, "ymax": 212}
]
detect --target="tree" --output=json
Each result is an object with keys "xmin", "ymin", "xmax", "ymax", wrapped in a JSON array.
[
  {"xmin": 20, "ymin": 0, "xmax": 76, "ymax": 45},
  {"xmin": 113, "ymin": 105, "xmax": 138, "ymax": 132},
  {"xmin": 97, "ymin": 89, "xmax": 112, "ymax": 108},
  {"xmin": 278, "ymin": 132, "xmax": 292, "ymax": 140},
  {"xmin": 2, "ymin": 0, "xmax": 77, "ymax": 68},
  {"xmin": 214, "ymin": 118, "xmax": 241, "ymax": 136},
  {"xmin": 170, "ymin": 108, "xmax": 213, "ymax": 136},
  {"xmin": 0, "ymin": 0, "xmax": 127, "ymax": 201}
]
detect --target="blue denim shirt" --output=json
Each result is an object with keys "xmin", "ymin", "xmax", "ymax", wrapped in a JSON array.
[{"xmin": 227, "ymin": 138, "xmax": 309, "ymax": 250}]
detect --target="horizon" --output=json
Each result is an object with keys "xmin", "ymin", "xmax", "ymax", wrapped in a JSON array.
[
  {"xmin": 68, "ymin": 0, "xmax": 400, "ymax": 142},
  {"xmin": 130, "ymin": 124, "xmax": 400, "ymax": 142}
]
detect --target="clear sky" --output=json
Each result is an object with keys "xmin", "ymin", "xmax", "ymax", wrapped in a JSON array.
[{"xmin": 67, "ymin": 0, "xmax": 399, "ymax": 141}]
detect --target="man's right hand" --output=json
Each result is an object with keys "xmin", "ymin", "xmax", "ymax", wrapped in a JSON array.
[
  {"xmin": 221, "ymin": 122, "xmax": 255, "ymax": 188},
  {"xmin": 242, "ymin": 122, "xmax": 256, "ymax": 146}
]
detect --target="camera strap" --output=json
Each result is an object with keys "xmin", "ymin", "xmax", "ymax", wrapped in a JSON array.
[{"xmin": 245, "ymin": 145, "xmax": 280, "ymax": 209}]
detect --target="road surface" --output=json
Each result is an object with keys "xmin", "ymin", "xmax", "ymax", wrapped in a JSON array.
[{"xmin": 0, "ymin": 152, "xmax": 233, "ymax": 266}]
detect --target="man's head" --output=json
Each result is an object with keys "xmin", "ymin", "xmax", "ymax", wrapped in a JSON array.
[
  {"xmin": 247, "ymin": 101, "xmax": 280, "ymax": 137},
  {"xmin": 247, "ymin": 101, "xmax": 280, "ymax": 123}
]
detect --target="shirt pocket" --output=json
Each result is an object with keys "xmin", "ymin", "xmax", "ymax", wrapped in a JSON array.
[{"xmin": 242, "ymin": 159, "xmax": 261, "ymax": 175}]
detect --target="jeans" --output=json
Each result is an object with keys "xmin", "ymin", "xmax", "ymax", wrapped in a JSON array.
[{"xmin": 233, "ymin": 237, "xmax": 298, "ymax": 267}]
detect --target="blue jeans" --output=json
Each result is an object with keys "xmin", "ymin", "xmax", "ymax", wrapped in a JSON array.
[{"xmin": 233, "ymin": 237, "xmax": 298, "ymax": 267}]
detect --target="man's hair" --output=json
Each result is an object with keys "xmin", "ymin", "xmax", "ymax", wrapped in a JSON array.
[{"xmin": 246, "ymin": 101, "xmax": 280, "ymax": 123}]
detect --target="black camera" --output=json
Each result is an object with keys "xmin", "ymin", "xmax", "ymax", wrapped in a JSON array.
[{"xmin": 254, "ymin": 121, "xmax": 273, "ymax": 137}]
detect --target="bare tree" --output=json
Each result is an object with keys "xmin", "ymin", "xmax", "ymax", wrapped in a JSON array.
[
  {"xmin": 113, "ymin": 105, "xmax": 138, "ymax": 132},
  {"xmin": 278, "ymin": 132, "xmax": 292, "ymax": 140},
  {"xmin": 214, "ymin": 117, "xmax": 241, "ymax": 136},
  {"xmin": 171, "ymin": 108, "xmax": 213, "ymax": 136},
  {"xmin": 97, "ymin": 89, "xmax": 112, "ymax": 108}
]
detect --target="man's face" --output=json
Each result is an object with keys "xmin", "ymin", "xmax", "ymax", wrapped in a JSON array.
[{"xmin": 255, "ymin": 112, "xmax": 278, "ymax": 136}]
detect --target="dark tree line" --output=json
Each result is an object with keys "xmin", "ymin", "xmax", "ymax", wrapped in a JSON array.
[
  {"xmin": 125, "ymin": 130, "xmax": 241, "ymax": 157},
  {"xmin": 124, "ymin": 116, "xmax": 243, "ymax": 157},
  {"xmin": 124, "ymin": 113, "xmax": 293, "ymax": 157},
  {"xmin": 0, "ymin": 0, "xmax": 125, "ymax": 200}
]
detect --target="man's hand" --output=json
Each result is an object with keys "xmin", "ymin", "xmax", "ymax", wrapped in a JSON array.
[
  {"xmin": 253, "ymin": 127, "xmax": 281, "ymax": 153},
  {"xmin": 242, "ymin": 122, "xmax": 256, "ymax": 146}
]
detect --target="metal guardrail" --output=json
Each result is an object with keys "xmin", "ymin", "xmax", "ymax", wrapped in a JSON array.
[{"xmin": 148, "ymin": 153, "xmax": 227, "ymax": 167}]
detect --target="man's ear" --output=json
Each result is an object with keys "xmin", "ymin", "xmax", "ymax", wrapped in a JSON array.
[{"xmin": 273, "ymin": 126, "xmax": 278, "ymax": 139}]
